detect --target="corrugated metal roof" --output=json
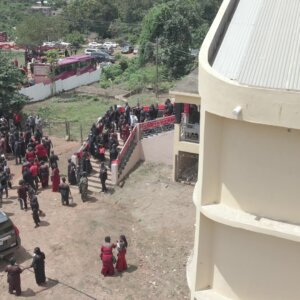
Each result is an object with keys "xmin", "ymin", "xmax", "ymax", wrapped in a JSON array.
[{"xmin": 212, "ymin": 0, "xmax": 300, "ymax": 91}]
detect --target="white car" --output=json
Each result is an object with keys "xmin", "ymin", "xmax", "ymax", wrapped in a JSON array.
[
  {"xmin": 88, "ymin": 42, "xmax": 102, "ymax": 48},
  {"xmin": 42, "ymin": 41, "xmax": 55, "ymax": 47},
  {"xmin": 84, "ymin": 48, "xmax": 100, "ymax": 55},
  {"xmin": 59, "ymin": 41, "xmax": 71, "ymax": 47},
  {"xmin": 103, "ymin": 41, "xmax": 118, "ymax": 48}
]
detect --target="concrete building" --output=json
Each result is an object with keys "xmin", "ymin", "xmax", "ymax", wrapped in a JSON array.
[
  {"xmin": 169, "ymin": 68, "xmax": 200, "ymax": 183},
  {"xmin": 189, "ymin": 0, "xmax": 300, "ymax": 299}
]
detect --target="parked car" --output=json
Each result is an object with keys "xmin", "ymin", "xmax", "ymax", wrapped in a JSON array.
[
  {"xmin": 84, "ymin": 48, "xmax": 100, "ymax": 55},
  {"xmin": 133, "ymin": 47, "xmax": 139, "ymax": 55},
  {"xmin": 121, "ymin": 44, "xmax": 134, "ymax": 54},
  {"xmin": 88, "ymin": 42, "xmax": 102, "ymax": 48},
  {"xmin": 101, "ymin": 45, "xmax": 114, "ymax": 55},
  {"xmin": 103, "ymin": 41, "xmax": 118, "ymax": 48},
  {"xmin": 0, "ymin": 211, "xmax": 21, "ymax": 258},
  {"xmin": 91, "ymin": 52, "xmax": 115, "ymax": 63}
]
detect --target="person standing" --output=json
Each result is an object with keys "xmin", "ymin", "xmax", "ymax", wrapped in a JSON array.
[
  {"xmin": 100, "ymin": 236, "xmax": 116, "ymax": 276},
  {"xmin": 29, "ymin": 162, "xmax": 39, "ymax": 190},
  {"xmin": 79, "ymin": 172, "xmax": 88, "ymax": 201},
  {"xmin": 116, "ymin": 235, "xmax": 128, "ymax": 272},
  {"xmin": 99, "ymin": 163, "xmax": 108, "ymax": 193},
  {"xmin": 17, "ymin": 180, "xmax": 28, "ymax": 210},
  {"xmin": 67, "ymin": 159, "xmax": 77, "ymax": 185},
  {"xmin": 58, "ymin": 177, "xmax": 71, "ymax": 206},
  {"xmin": 30, "ymin": 196, "xmax": 41, "ymax": 228},
  {"xmin": 39, "ymin": 161, "xmax": 49, "ymax": 188},
  {"xmin": 5, "ymin": 257, "xmax": 23, "ymax": 296},
  {"xmin": 49, "ymin": 151, "xmax": 59, "ymax": 169},
  {"xmin": 30, "ymin": 247, "xmax": 46, "ymax": 285},
  {"xmin": 51, "ymin": 165, "xmax": 60, "ymax": 192}
]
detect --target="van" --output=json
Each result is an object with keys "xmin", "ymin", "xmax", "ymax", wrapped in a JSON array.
[{"xmin": 0, "ymin": 211, "xmax": 21, "ymax": 258}]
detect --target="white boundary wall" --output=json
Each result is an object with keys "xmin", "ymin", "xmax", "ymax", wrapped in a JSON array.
[{"xmin": 19, "ymin": 68, "xmax": 101, "ymax": 102}]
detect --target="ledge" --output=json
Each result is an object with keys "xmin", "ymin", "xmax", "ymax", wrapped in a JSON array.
[
  {"xmin": 194, "ymin": 289, "xmax": 231, "ymax": 300},
  {"xmin": 201, "ymin": 203, "xmax": 300, "ymax": 243}
]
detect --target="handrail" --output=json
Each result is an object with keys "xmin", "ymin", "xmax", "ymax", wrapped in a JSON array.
[
  {"xmin": 139, "ymin": 115, "xmax": 175, "ymax": 131},
  {"xmin": 115, "ymin": 125, "xmax": 138, "ymax": 165}
]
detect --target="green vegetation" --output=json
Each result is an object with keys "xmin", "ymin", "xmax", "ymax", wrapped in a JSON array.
[
  {"xmin": 22, "ymin": 93, "xmax": 119, "ymax": 140},
  {"xmin": 0, "ymin": 51, "xmax": 28, "ymax": 115},
  {"xmin": 100, "ymin": 57, "xmax": 173, "ymax": 92},
  {"xmin": 1, "ymin": 0, "xmax": 222, "ymax": 88}
]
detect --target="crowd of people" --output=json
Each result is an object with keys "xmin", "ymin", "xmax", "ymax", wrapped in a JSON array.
[{"xmin": 2, "ymin": 99, "xmax": 175, "ymax": 295}]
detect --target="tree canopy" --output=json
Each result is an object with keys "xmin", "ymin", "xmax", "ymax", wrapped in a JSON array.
[
  {"xmin": 138, "ymin": 0, "xmax": 222, "ymax": 79},
  {"xmin": 0, "ymin": 52, "xmax": 28, "ymax": 115}
]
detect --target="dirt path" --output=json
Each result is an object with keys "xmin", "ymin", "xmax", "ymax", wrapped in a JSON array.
[{"xmin": 0, "ymin": 137, "xmax": 195, "ymax": 300}]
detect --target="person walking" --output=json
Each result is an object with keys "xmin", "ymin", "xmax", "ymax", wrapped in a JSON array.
[
  {"xmin": 30, "ymin": 247, "xmax": 46, "ymax": 285},
  {"xmin": 39, "ymin": 161, "xmax": 49, "ymax": 188},
  {"xmin": 116, "ymin": 235, "xmax": 128, "ymax": 272},
  {"xmin": 79, "ymin": 172, "xmax": 88, "ymax": 201},
  {"xmin": 5, "ymin": 257, "xmax": 23, "ymax": 296},
  {"xmin": 67, "ymin": 159, "xmax": 77, "ymax": 185},
  {"xmin": 30, "ymin": 196, "xmax": 41, "ymax": 228},
  {"xmin": 99, "ymin": 163, "xmax": 108, "ymax": 193},
  {"xmin": 51, "ymin": 165, "xmax": 60, "ymax": 192},
  {"xmin": 58, "ymin": 177, "xmax": 71, "ymax": 206},
  {"xmin": 17, "ymin": 180, "xmax": 29, "ymax": 210},
  {"xmin": 100, "ymin": 236, "xmax": 116, "ymax": 276},
  {"xmin": 49, "ymin": 151, "xmax": 59, "ymax": 169}
]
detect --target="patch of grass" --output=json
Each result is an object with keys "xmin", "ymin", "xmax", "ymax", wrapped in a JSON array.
[{"xmin": 23, "ymin": 93, "xmax": 120, "ymax": 140}]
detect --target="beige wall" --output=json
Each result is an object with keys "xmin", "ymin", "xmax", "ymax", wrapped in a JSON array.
[
  {"xmin": 211, "ymin": 222, "xmax": 300, "ymax": 300},
  {"xmin": 189, "ymin": 0, "xmax": 300, "ymax": 299},
  {"xmin": 141, "ymin": 131, "xmax": 174, "ymax": 165}
]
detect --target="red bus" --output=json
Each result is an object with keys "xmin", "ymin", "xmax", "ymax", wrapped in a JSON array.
[{"xmin": 33, "ymin": 54, "xmax": 97, "ymax": 84}]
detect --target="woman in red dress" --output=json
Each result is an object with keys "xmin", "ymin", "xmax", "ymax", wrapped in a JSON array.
[
  {"xmin": 116, "ymin": 235, "xmax": 128, "ymax": 272},
  {"xmin": 100, "ymin": 236, "xmax": 116, "ymax": 276},
  {"xmin": 51, "ymin": 165, "xmax": 60, "ymax": 192}
]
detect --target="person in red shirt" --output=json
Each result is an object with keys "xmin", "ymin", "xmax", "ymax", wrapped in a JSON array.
[
  {"xmin": 13, "ymin": 112, "xmax": 22, "ymax": 131},
  {"xmin": 29, "ymin": 162, "xmax": 39, "ymax": 190},
  {"xmin": 25, "ymin": 148, "xmax": 36, "ymax": 163},
  {"xmin": 35, "ymin": 143, "xmax": 47, "ymax": 161}
]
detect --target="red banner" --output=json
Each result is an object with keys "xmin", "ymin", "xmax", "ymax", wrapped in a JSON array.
[{"xmin": 139, "ymin": 115, "xmax": 175, "ymax": 131}]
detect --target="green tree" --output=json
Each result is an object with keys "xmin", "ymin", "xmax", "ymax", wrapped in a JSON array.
[
  {"xmin": 0, "ymin": 52, "xmax": 28, "ymax": 115},
  {"xmin": 62, "ymin": 0, "xmax": 118, "ymax": 37},
  {"xmin": 65, "ymin": 31, "xmax": 84, "ymax": 49},
  {"xmin": 138, "ymin": 0, "xmax": 221, "ymax": 78},
  {"xmin": 15, "ymin": 14, "xmax": 67, "ymax": 48}
]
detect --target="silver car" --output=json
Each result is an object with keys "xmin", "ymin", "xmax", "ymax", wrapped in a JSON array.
[{"xmin": 0, "ymin": 211, "xmax": 21, "ymax": 258}]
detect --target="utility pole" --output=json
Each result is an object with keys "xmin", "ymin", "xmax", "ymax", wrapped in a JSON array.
[{"xmin": 156, "ymin": 37, "xmax": 159, "ymax": 99}]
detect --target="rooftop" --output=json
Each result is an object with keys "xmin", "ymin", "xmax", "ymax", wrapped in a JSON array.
[{"xmin": 212, "ymin": 0, "xmax": 300, "ymax": 91}]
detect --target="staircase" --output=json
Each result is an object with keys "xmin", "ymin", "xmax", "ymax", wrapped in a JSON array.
[{"xmin": 87, "ymin": 135, "xmax": 124, "ymax": 193}]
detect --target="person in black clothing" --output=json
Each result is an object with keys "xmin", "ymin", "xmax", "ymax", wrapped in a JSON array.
[
  {"xmin": 67, "ymin": 159, "xmax": 77, "ymax": 185},
  {"xmin": 30, "ymin": 196, "xmax": 40, "ymax": 227},
  {"xmin": 99, "ymin": 163, "xmax": 108, "ymax": 193},
  {"xmin": 43, "ymin": 136, "xmax": 53, "ymax": 158},
  {"xmin": 58, "ymin": 177, "xmax": 71, "ymax": 206},
  {"xmin": 14, "ymin": 140, "xmax": 21, "ymax": 165},
  {"xmin": 23, "ymin": 167, "xmax": 36, "ymax": 191},
  {"xmin": 140, "ymin": 108, "xmax": 146, "ymax": 123},
  {"xmin": 30, "ymin": 247, "xmax": 46, "ymax": 285},
  {"xmin": 49, "ymin": 151, "xmax": 59, "ymax": 169},
  {"xmin": 0, "ymin": 167, "xmax": 9, "ymax": 198},
  {"xmin": 17, "ymin": 180, "xmax": 28, "ymax": 210},
  {"xmin": 109, "ymin": 144, "xmax": 118, "ymax": 168}
]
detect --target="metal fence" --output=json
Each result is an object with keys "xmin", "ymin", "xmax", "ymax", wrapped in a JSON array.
[{"xmin": 42, "ymin": 120, "xmax": 91, "ymax": 143}]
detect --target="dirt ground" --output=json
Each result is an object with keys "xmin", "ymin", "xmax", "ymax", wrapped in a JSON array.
[{"xmin": 0, "ymin": 136, "xmax": 195, "ymax": 300}]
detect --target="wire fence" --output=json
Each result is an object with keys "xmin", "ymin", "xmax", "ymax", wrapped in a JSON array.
[{"xmin": 42, "ymin": 120, "xmax": 91, "ymax": 143}]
